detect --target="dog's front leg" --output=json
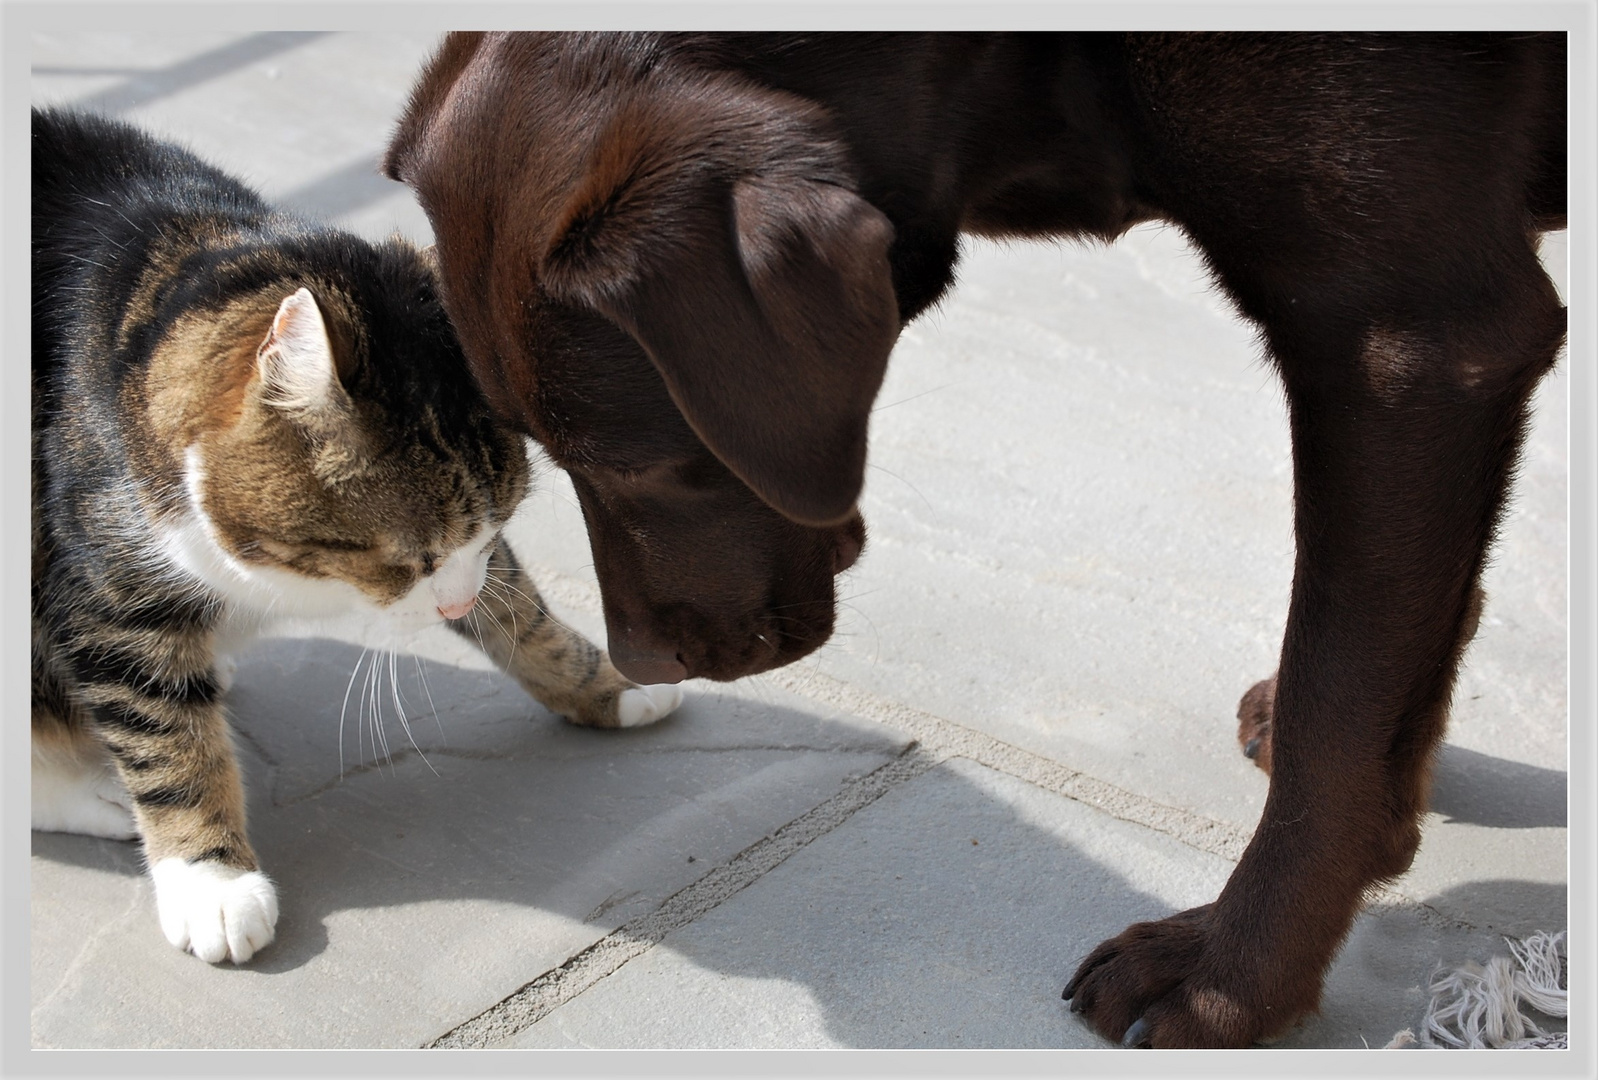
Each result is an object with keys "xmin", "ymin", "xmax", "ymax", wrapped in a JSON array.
[{"xmin": 1065, "ymin": 244, "xmax": 1565, "ymax": 1047}]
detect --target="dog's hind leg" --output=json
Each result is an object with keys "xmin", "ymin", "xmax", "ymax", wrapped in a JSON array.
[
  {"xmin": 1236, "ymin": 583, "xmax": 1486, "ymax": 776},
  {"xmin": 1066, "ymin": 234, "xmax": 1565, "ymax": 1048}
]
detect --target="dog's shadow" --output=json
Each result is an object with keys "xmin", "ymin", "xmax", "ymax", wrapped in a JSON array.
[
  {"xmin": 1428, "ymin": 744, "xmax": 1566, "ymax": 829},
  {"xmin": 29, "ymin": 634, "xmax": 1568, "ymax": 1050}
]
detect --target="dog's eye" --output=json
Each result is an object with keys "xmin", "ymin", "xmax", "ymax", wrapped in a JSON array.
[
  {"xmin": 674, "ymin": 455, "xmax": 730, "ymax": 489},
  {"xmin": 602, "ymin": 459, "xmax": 708, "ymax": 487}
]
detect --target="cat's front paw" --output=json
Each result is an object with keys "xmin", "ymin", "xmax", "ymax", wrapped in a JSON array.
[
  {"xmin": 150, "ymin": 858, "xmax": 278, "ymax": 964},
  {"xmin": 617, "ymin": 683, "xmax": 684, "ymax": 728}
]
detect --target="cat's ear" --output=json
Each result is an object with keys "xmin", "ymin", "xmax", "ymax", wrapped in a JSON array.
[{"xmin": 256, "ymin": 288, "xmax": 348, "ymax": 414}]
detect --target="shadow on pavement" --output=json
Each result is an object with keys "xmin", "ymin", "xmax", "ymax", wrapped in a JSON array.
[
  {"xmin": 1429, "ymin": 744, "xmax": 1567, "ymax": 830},
  {"xmin": 279, "ymin": 156, "xmax": 411, "ymax": 221},
  {"xmin": 72, "ymin": 32, "xmax": 332, "ymax": 115},
  {"xmin": 32, "ymin": 631, "xmax": 1553, "ymax": 1050},
  {"xmin": 29, "ymin": 633, "xmax": 1202, "ymax": 1048}
]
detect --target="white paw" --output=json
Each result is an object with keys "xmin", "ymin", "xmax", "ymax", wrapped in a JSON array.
[
  {"xmin": 32, "ymin": 749, "xmax": 138, "ymax": 841},
  {"xmin": 150, "ymin": 858, "xmax": 278, "ymax": 964},
  {"xmin": 617, "ymin": 683, "xmax": 684, "ymax": 728}
]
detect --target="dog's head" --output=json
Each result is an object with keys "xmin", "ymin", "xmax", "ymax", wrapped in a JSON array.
[{"xmin": 386, "ymin": 33, "xmax": 900, "ymax": 683}]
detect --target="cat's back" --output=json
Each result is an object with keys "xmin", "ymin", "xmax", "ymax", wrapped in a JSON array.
[
  {"xmin": 32, "ymin": 110, "xmax": 270, "ymax": 392},
  {"xmin": 32, "ymin": 108, "xmax": 262, "ymax": 240}
]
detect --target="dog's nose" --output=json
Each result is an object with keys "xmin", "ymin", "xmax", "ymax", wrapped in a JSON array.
[
  {"xmin": 437, "ymin": 596, "xmax": 477, "ymax": 620},
  {"xmin": 610, "ymin": 640, "xmax": 688, "ymax": 685}
]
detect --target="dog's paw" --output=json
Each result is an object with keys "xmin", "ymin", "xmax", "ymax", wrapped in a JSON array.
[
  {"xmin": 616, "ymin": 683, "xmax": 684, "ymax": 728},
  {"xmin": 1236, "ymin": 676, "xmax": 1275, "ymax": 774},
  {"xmin": 150, "ymin": 858, "xmax": 278, "ymax": 964},
  {"xmin": 1063, "ymin": 905, "xmax": 1305, "ymax": 1048},
  {"xmin": 32, "ymin": 750, "xmax": 138, "ymax": 841}
]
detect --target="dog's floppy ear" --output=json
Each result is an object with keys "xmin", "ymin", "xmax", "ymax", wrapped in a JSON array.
[{"xmin": 542, "ymin": 159, "xmax": 900, "ymax": 528}]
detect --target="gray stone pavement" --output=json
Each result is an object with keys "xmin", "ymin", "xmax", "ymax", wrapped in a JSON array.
[{"xmin": 29, "ymin": 31, "xmax": 1570, "ymax": 1053}]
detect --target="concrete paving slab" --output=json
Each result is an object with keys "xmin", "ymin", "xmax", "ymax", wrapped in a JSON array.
[
  {"xmin": 27, "ymin": 28, "xmax": 1570, "ymax": 1053},
  {"xmin": 832, "ymin": 225, "xmax": 1569, "ymax": 819},
  {"xmin": 512, "ymin": 228, "xmax": 1570, "ymax": 936},
  {"xmin": 506, "ymin": 757, "xmax": 1236, "ymax": 1049},
  {"xmin": 503, "ymin": 757, "xmax": 1540, "ymax": 1049},
  {"xmin": 30, "ymin": 633, "xmax": 908, "ymax": 1048}
]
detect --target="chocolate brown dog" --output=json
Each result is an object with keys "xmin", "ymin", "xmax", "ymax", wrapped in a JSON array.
[{"xmin": 385, "ymin": 32, "xmax": 1567, "ymax": 1048}]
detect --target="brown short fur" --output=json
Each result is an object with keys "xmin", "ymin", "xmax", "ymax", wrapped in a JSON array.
[{"xmin": 384, "ymin": 33, "xmax": 1567, "ymax": 1046}]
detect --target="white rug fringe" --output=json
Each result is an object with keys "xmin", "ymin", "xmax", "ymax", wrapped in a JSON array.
[{"xmin": 1385, "ymin": 930, "xmax": 1567, "ymax": 1049}]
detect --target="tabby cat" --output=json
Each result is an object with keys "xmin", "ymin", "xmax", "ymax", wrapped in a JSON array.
[{"xmin": 31, "ymin": 108, "xmax": 681, "ymax": 965}]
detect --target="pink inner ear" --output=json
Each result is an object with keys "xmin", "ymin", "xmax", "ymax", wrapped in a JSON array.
[
  {"xmin": 270, "ymin": 288, "xmax": 322, "ymax": 348},
  {"xmin": 258, "ymin": 288, "xmax": 336, "ymax": 410}
]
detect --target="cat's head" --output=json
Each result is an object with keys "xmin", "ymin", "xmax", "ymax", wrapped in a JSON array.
[{"xmin": 158, "ymin": 238, "xmax": 530, "ymax": 627}]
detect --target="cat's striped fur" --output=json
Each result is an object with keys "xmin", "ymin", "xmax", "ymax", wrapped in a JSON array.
[{"xmin": 31, "ymin": 108, "xmax": 681, "ymax": 965}]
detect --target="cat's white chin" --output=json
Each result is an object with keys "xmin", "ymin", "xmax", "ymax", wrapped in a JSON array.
[{"xmin": 150, "ymin": 858, "xmax": 279, "ymax": 964}]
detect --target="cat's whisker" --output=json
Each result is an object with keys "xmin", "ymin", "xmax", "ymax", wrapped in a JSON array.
[
  {"xmin": 463, "ymin": 607, "xmax": 489, "ymax": 656},
  {"xmin": 377, "ymin": 651, "xmax": 398, "ymax": 770},
  {"xmin": 389, "ymin": 649, "xmax": 438, "ymax": 777},
  {"xmin": 484, "ymin": 572, "xmax": 547, "ymax": 613},
  {"xmin": 478, "ymin": 579, "xmax": 519, "ymax": 664},
  {"xmin": 487, "ymin": 577, "xmax": 523, "ymax": 645},
  {"xmin": 413, "ymin": 655, "xmax": 447, "ymax": 743},
  {"xmin": 357, "ymin": 645, "xmax": 373, "ymax": 768},
  {"xmin": 477, "ymin": 601, "xmax": 518, "ymax": 654},
  {"xmin": 359, "ymin": 643, "xmax": 374, "ymax": 770},
  {"xmin": 482, "ymin": 570, "xmax": 581, "ymax": 636},
  {"xmin": 338, "ymin": 647, "xmax": 371, "ymax": 780},
  {"xmin": 365, "ymin": 643, "xmax": 391, "ymax": 772}
]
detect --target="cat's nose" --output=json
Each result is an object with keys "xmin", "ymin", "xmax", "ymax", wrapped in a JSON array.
[{"xmin": 437, "ymin": 596, "xmax": 477, "ymax": 620}]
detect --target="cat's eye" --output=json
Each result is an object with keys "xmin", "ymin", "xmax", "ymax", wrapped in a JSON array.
[{"xmin": 420, "ymin": 553, "xmax": 437, "ymax": 575}]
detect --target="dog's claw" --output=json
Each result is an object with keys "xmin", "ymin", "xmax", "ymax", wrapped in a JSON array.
[
  {"xmin": 1121, "ymin": 1017, "xmax": 1152, "ymax": 1048},
  {"xmin": 1062, "ymin": 974, "xmax": 1083, "ymax": 1007}
]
